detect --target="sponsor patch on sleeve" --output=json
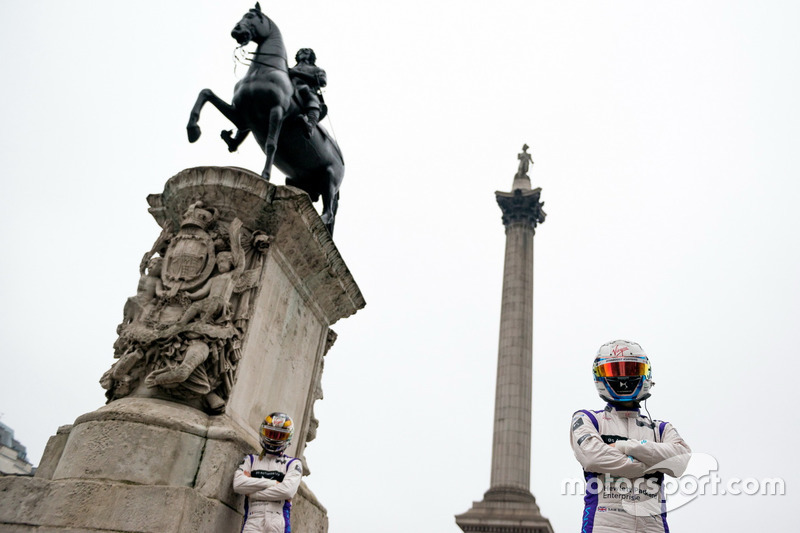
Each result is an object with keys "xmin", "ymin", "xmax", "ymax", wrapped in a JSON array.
[
  {"xmin": 577, "ymin": 434, "xmax": 590, "ymax": 446},
  {"xmin": 572, "ymin": 417, "xmax": 584, "ymax": 431}
]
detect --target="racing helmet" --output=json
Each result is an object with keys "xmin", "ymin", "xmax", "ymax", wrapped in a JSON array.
[
  {"xmin": 593, "ymin": 340, "xmax": 653, "ymax": 403},
  {"xmin": 259, "ymin": 412, "xmax": 294, "ymax": 454}
]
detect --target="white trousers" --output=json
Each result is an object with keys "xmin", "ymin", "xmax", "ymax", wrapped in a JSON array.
[{"xmin": 242, "ymin": 507, "xmax": 285, "ymax": 533}]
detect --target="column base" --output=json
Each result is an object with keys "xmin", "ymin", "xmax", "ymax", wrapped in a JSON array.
[{"xmin": 455, "ymin": 487, "xmax": 554, "ymax": 533}]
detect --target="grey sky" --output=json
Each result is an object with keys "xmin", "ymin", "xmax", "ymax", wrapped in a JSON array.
[{"xmin": 1, "ymin": 1, "xmax": 798, "ymax": 531}]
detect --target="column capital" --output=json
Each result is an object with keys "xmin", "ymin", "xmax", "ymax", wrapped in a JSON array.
[{"xmin": 495, "ymin": 188, "xmax": 547, "ymax": 230}]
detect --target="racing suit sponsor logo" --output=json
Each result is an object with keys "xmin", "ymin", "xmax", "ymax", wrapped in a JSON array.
[
  {"xmin": 598, "ymin": 474, "xmax": 662, "ymax": 501},
  {"xmin": 251, "ymin": 470, "xmax": 285, "ymax": 481}
]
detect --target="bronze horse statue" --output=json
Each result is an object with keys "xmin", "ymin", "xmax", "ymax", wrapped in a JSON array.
[{"xmin": 186, "ymin": 3, "xmax": 344, "ymax": 235}]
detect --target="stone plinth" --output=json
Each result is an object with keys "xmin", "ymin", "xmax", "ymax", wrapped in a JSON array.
[
  {"xmin": 141, "ymin": 167, "xmax": 364, "ymax": 450},
  {"xmin": 0, "ymin": 167, "xmax": 363, "ymax": 533},
  {"xmin": 455, "ymin": 497, "xmax": 554, "ymax": 533}
]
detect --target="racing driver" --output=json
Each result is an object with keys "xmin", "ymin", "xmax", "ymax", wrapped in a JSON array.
[
  {"xmin": 234, "ymin": 412, "xmax": 303, "ymax": 533},
  {"xmin": 571, "ymin": 340, "xmax": 691, "ymax": 532}
]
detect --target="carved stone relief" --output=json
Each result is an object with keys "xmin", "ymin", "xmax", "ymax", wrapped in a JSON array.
[{"xmin": 101, "ymin": 201, "xmax": 272, "ymax": 414}]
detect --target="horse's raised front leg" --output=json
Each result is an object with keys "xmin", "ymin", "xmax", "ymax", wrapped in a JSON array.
[
  {"xmin": 221, "ymin": 129, "xmax": 250, "ymax": 152},
  {"xmin": 187, "ymin": 88, "xmax": 243, "ymax": 143},
  {"xmin": 260, "ymin": 106, "xmax": 285, "ymax": 181}
]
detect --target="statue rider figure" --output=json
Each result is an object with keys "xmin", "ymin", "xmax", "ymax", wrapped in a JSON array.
[{"xmin": 289, "ymin": 48, "xmax": 327, "ymax": 139}]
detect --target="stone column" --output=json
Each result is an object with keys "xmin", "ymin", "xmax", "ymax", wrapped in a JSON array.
[
  {"xmin": 455, "ymin": 158, "xmax": 553, "ymax": 533},
  {"xmin": 0, "ymin": 167, "xmax": 364, "ymax": 533},
  {"xmin": 489, "ymin": 182, "xmax": 545, "ymax": 499}
]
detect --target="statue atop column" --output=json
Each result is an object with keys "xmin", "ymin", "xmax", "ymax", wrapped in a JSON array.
[
  {"xmin": 511, "ymin": 143, "xmax": 536, "ymax": 192},
  {"xmin": 516, "ymin": 144, "xmax": 534, "ymax": 179},
  {"xmin": 185, "ymin": 3, "xmax": 344, "ymax": 235}
]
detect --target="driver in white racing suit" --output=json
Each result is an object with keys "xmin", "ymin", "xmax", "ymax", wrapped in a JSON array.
[
  {"xmin": 571, "ymin": 340, "xmax": 691, "ymax": 532},
  {"xmin": 234, "ymin": 412, "xmax": 303, "ymax": 533}
]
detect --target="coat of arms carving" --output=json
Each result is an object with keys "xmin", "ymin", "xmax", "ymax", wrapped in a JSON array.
[{"xmin": 101, "ymin": 201, "xmax": 272, "ymax": 413}]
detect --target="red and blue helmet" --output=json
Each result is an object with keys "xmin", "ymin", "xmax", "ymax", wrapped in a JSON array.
[{"xmin": 593, "ymin": 340, "xmax": 653, "ymax": 403}]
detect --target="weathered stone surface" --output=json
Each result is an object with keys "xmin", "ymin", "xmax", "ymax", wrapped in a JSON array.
[
  {"xmin": 130, "ymin": 167, "xmax": 365, "ymax": 462},
  {"xmin": 53, "ymin": 419, "xmax": 206, "ymax": 487},
  {"xmin": 0, "ymin": 476, "xmax": 240, "ymax": 533},
  {"xmin": 103, "ymin": 206, "xmax": 263, "ymax": 414},
  {"xmin": 100, "ymin": 167, "xmax": 364, "ymax": 462},
  {"xmin": 489, "ymin": 221, "xmax": 535, "ymax": 493},
  {"xmin": 194, "ymin": 426, "xmax": 251, "ymax": 510},
  {"xmin": 455, "ymin": 497, "xmax": 553, "ymax": 533},
  {"xmin": 104, "ymin": 167, "xmax": 363, "ymax": 420},
  {"xmin": 34, "ymin": 425, "xmax": 71, "ymax": 480},
  {"xmin": 293, "ymin": 482, "xmax": 329, "ymax": 533},
  {"xmin": 75, "ymin": 397, "xmax": 209, "ymax": 436},
  {"xmin": 5, "ymin": 168, "xmax": 362, "ymax": 533},
  {"xmin": 147, "ymin": 167, "xmax": 363, "ymax": 324},
  {"xmin": 0, "ymin": 401, "xmax": 324, "ymax": 532},
  {"xmin": 226, "ymin": 253, "xmax": 329, "ymax": 450},
  {"xmin": 51, "ymin": 399, "xmax": 209, "ymax": 490},
  {"xmin": 0, "ymin": 526, "xmax": 106, "ymax": 533}
]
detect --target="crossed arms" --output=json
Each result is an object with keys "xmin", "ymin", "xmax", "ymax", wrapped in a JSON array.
[{"xmin": 570, "ymin": 412, "xmax": 691, "ymax": 479}]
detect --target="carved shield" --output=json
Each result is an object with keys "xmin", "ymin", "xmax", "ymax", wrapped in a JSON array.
[{"xmin": 162, "ymin": 227, "xmax": 216, "ymax": 291}]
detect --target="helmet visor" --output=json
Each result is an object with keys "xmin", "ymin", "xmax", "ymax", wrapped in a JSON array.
[
  {"xmin": 594, "ymin": 361, "xmax": 649, "ymax": 378},
  {"xmin": 260, "ymin": 427, "xmax": 291, "ymax": 442}
]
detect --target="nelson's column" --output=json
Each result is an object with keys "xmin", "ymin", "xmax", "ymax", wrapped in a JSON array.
[{"xmin": 455, "ymin": 145, "xmax": 554, "ymax": 533}]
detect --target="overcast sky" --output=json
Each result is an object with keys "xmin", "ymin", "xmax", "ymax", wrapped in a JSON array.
[{"xmin": 1, "ymin": 1, "xmax": 798, "ymax": 532}]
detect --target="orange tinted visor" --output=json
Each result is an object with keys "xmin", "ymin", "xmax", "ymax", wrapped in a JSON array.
[
  {"xmin": 594, "ymin": 361, "xmax": 649, "ymax": 378},
  {"xmin": 260, "ymin": 427, "xmax": 291, "ymax": 441}
]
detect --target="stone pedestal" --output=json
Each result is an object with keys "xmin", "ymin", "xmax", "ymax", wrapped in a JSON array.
[
  {"xmin": 456, "ymin": 171, "xmax": 553, "ymax": 533},
  {"xmin": 455, "ymin": 496, "xmax": 553, "ymax": 533},
  {"xmin": 0, "ymin": 167, "xmax": 364, "ymax": 533}
]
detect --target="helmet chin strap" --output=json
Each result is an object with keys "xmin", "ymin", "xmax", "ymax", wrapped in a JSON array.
[
  {"xmin": 606, "ymin": 388, "xmax": 650, "ymax": 407},
  {"xmin": 643, "ymin": 398, "xmax": 658, "ymax": 440},
  {"xmin": 259, "ymin": 445, "xmax": 285, "ymax": 458},
  {"xmin": 608, "ymin": 399, "xmax": 641, "ymax": 409}
]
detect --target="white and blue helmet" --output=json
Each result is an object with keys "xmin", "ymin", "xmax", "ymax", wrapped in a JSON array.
[{"xmin": 593, "ymin": 340, "xmax": 653, "ymax": 403}]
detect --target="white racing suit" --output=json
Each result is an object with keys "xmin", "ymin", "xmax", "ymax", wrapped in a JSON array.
[
  {"xmin": 233, "ymin": 452, "xmax": 303, "ymax": 533},
  {"xmin": 570, "ymin": 404, "xmax": 691, "ymax": 533}
]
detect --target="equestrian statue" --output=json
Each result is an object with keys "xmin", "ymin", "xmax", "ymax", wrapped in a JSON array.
[{"xmin": 186, "ymin": 3, "xmax": 344, "ymax": 235}]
